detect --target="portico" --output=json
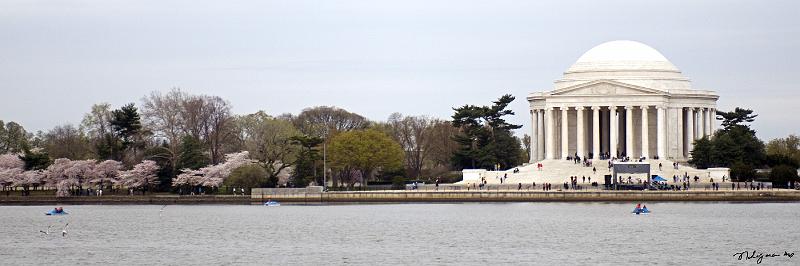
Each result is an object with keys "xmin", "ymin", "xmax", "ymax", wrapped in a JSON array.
[{"xmin": 528, "ymin": 41, "xmax": 719, "ymax": 162}]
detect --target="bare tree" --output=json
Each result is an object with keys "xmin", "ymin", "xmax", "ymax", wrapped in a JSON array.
[
  {"xmin": 180, "ymin": 95, "xmax": 207, "ymax": 140},
  {"xmin": 141, "ymin": 89, "xmax": 237, "ymax": 165},
  {"xmin": 200, "ymin": 96, "xmax": 233, "ymax": 164},
  {"xmin": 40, "ymin": 125, "xmax": 93, "ymax": 160},
  {"xmin": 141, "ymin": 89, "xmax": 188, "ymax": 170},
  {"xmin": 427, "ymin": 120, "xmax": 460, "ymax": 169},
  {"xmin": 388, "ymin": 113, "xmax": 436, "ymax": 179},
  {"xmin": 80, "ymin": 103, "xmax": 113, "ymax": 139},
  {"xmin": 293, "ymin": 106, "xmax": 368, "ymax": 138}
]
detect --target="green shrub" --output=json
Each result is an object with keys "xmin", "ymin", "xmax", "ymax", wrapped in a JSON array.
[
  {"xmin": 769, "ymin": 164, "xmax": 799, "ymax": 188},
  {"xmin": 391, "ymin": 176, "xmax": 406, "ymax": 190},
  {"xmin": 437, "ymin": 171, "xmax": 463, "ymax": 184},
  {"xmin": 225, "ymin": 164, "xmax": 267, "ymax": 189},
  {"xmin": 730, "ymin": 162, "xmax": 756, "ymax": 182}
]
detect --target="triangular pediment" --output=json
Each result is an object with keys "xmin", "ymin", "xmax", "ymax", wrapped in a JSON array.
[{"xmin": 550, "ymin": 80, "xmax": 666, "ymax": 96}]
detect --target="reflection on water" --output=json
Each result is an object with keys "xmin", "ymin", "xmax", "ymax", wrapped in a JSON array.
[{"xmin": 1, "ymin": 203, "xmax": 798, "ymax": 265}]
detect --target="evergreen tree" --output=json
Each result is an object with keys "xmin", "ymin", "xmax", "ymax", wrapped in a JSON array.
[
  {"xmin": 20, "ymin": 149, "xmax": 51, "ymax": 170},
  {"xmin": 177, "ymin": 135, "xmax": 208, "ymax": 170},
  {"xmin": 289, "ymin": 135, "xmax": 323, "ymax": 187},
  {"xmin": 451, "ymin": 94, "xmax": 523, "ymax": 170},
  {"xmin": 110, "ymin": 103, "xmax": 143, "ymax": 149},
  {"xmin": 689, "ymin": 107, "xmax": 765, "ymax": 173},
  {"xmin": 689, "ymin": 137, "xmax": 713, "ymax": 169},
  {"xmin": 144, "ymin": 140, "xmax": 175, "ymax": 191}
]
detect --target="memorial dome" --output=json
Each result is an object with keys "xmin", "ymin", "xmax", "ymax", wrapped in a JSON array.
[
  {"xmin": 567, "ymin": 40, "xmax": 679, "ymax": 73},
  {"xmin": 555, "ymin": 40, "xmax": 691, "ymax": 91}
]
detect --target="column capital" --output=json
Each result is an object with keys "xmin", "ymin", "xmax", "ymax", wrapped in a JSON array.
[
  {"xmin": 639, "ymin": 105, "xmax": 650, "ymax": 110},
  {"xmin": 656, "ymin": 105, "xmax": 667, "ymax": 110},
  {"xmin": 624, "ymin": 106, "xmax": 634, "ymax": 110},
  {"xmin": 576, "ymin": 106, "xmax": 585, "ymax": 111},
  {"xmin": 560, "ymin": 106, "xmax": 570, "ymax": 110},
  {"xmin": 591, "ymin": 106, "xmax": 601, "ymax": 110}
]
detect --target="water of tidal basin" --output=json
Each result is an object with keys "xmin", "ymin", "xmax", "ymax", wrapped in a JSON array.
[{"xmin": 1, "ymin": 203, "xmax": 798, "ymax": 265}]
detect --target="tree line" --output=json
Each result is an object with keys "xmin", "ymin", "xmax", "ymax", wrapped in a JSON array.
[
  {"xmin": 0, "ymin": 89, "xmax": 529, "ymax": 194},
  {"xmin": 689, "ymin": 108, "xmax": 799, "ymax": 187}
]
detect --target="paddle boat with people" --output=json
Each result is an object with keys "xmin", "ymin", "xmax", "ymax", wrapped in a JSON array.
[
  {"xmin": 45, "ymin": 207, "xmax": 68, "ymax": 216},
  {"xmin": 264, "ymin": 200, "xmax": 281, "ymax": 207},
  {"xmin": 632, "ymin": 203, "xmax": 650, "ymax": 215}
]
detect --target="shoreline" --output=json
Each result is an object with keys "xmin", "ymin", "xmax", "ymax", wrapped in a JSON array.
[{"xmin": 2, "ymin": 190, "xmax": 800, "ymax": 205}]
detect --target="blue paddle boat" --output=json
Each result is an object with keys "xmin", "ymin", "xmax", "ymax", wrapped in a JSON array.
[
  {"xmin": 632, "ymin": 204, "xmax": 650, "ymax": 215},
  {"xmin": 264, "ymin": 200, "xmax": 280, "ymax": 207},
  {"xmin": 45, "ymin": 207, "xmax": 68, "ymax": 216}
]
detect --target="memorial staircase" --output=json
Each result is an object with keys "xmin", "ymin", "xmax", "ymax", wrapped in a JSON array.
[{"xmin": 460, "ymin": 159, "xmax": 719, "ymax": 185}]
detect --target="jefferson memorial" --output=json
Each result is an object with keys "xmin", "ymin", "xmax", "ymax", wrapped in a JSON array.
[
  {"xmin": 528, "ymin": 40, "xmax": 719, "ymax": 163},
  {"xmin": 460, "ymin": 40, "xmax": 726, "ymax": 184}
]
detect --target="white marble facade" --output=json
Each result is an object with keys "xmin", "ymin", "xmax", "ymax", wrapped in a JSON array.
[{"xmin": 528, "ymin": 40, "xmax": 719, "ymax": 162}]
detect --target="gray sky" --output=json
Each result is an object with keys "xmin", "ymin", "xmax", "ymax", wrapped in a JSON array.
[{"xmin": 1, "ymin": 0, "xmax": 798, "ymax": 140}]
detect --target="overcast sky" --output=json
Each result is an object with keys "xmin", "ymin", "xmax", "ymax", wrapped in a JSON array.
[{"xmin": 1, "ymin": 0, "xmax": 798, "ymax": 140}]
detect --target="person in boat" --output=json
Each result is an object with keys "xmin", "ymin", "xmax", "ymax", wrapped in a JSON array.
[
  {"xmin": 54, "ymin": 207, "xmax": 63, "ymax": 214},
  {"xmin": 642, "ymin": 205, "xmax": 649, "ymax": 212}
]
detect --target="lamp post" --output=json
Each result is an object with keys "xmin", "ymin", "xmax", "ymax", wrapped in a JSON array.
[{"xmin": 322, "ymin": 128, "xmax": 329, "ymax": 192}]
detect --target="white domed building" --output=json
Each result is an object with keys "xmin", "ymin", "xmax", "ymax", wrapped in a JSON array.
[{"xmin": 528, "ymin": 40, "xmax": 719, "ymax": 162}]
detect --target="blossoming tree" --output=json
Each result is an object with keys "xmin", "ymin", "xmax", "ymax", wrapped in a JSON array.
[
  {"xmin": 172, "ymin": 151, "xmax": 254, "ymax": 193},
  {"xmin": 119, "ymin": 160, "xmax": 160, "ymax": 194}
]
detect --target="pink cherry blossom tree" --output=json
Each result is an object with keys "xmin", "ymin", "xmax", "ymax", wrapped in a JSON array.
[
  {"xmin": 45, "ymin": 158, "xmax": 75, "ymax": 197},
  {"xmin": 0, "ymin": 153, "xmax": 24, "ymax": 169},
  {"xmin": 0, "ymin": 154, "xmax": 25, "ymax": 193},
  {"xmin": 90, "ymin": 160, "xmax": 123, "ymax": 189},
  {"xmin": 172, "ymin": 151, "xmax": 254, "ymax": 193},
  {"xmin": 13, "ymin": 170, "xmax": 44, "ymax": 195},
  {"xmin": 120, "ymin": 160, "xmax": 160, "ymax": 194},
  {"xmin": 64, "ymin": 159, "xmax": 97, "ymax": 190},
  {"xmin": 0, "ymin": 168, "xmax": 22, "ymax": 193}
]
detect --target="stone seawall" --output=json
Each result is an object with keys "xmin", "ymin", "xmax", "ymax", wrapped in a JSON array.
[
  {"xmin": 251, "ymin": 190, "xmax": 800, "ymax": 203},
  {"xmin": 0, "ymin": 195, "xmax": 251, "ymax": 205},
  {"xmin": 3, "ymin": 191, "xmax": 799, "ymax": 205}
]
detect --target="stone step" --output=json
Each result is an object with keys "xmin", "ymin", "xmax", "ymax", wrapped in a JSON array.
[{"xmin": 460, "ymin": 159, "xmax": 725, "ymax": 185}]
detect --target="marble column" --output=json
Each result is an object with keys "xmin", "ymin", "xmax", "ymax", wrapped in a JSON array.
[
  {"xmin": 561, "ymin": 106, "xmax": 569, "ymax": 159},
  {"xmin": 592, "ymin": 106, "xmax": 600, "ymax": 160},
  {"xmin": 610, "ymin": 106, "xmax": 618, "ymax": 159},
  {"xmin": 530, "ymin": 110, "xmax": 537, "ymax": 163},
  {"xmin": 710, "ymin": 108, "xmax": 716, "ymax": 135},
  {"xmin": 576, "ymin": 107, "xmax": 585, "ymax": 158},
  {"xmin": 625, "ymin": 106, "xmax": 633, "ymax": 158},
  {"xmin": 641, "ymin": 106, "xmax": 649, "ymax": 159},
  {"xmin": 545, "ymin": 107, "xmax": 555, "ymax": 159},
  {"xmin": 686, "ymin": 108, "xmax": 695, "ymax": 157},
  {"xmin": 656, "ymin": 106, "xmax": 666, "ymax": 159},
  {"xmin": 693, "ymin": 110, "xmax": 699, "ymax": 139},
  {"xmin": 703, "ymin": 108, "xmax": 711, "ymax": 138},
  {"xmin": 537, "ymin": 110, "xmax": 544, "ymax": 161}
]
